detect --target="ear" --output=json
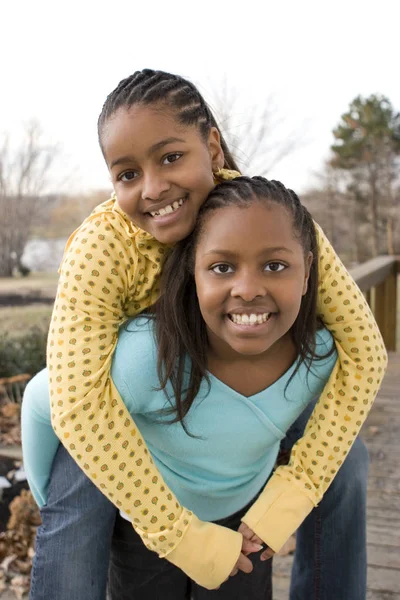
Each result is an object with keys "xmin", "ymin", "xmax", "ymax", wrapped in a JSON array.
[
  {"xmin": 207, "ymin": 127, "xmax": 224, "ymax": 171},
  {"xmin": 302, "ymin": 252, "xmax": 313, "ymax": 296}
]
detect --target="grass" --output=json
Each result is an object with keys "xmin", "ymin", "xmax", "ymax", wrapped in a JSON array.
[
  {"xmin": 0, "ymin": 304, "xmax": 52, "ymax": 336},
  {"xmin": 0, "ymin": 272, "xmax": 58, "ymax": 297}
]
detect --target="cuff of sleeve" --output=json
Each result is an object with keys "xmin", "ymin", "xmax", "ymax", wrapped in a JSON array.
[
  {"xmin": 241, "ymin": 474, "xmax": 315, "ymax": 553},
  {"xmin": 165, "ymin": 514, "xmax": 242, "ymax": 589}
]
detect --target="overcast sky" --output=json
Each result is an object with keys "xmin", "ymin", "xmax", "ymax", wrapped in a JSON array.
[{"xmin": 1, "ymin": 0, "xmax": 399, "ymax": 196}]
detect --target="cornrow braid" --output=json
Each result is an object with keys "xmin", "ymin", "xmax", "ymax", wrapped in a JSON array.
[
  {"xmin": 155, "ymin": 176, "xmax": 323, "ymax": 431},
  {"xmin": 98, "ymin": 68, "xmax": 239, "ymax": 171}
]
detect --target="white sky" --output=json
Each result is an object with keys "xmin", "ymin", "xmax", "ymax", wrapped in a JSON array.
[{"xmin": 1, "ymin": 0, "xmax": 399, "ymax": 196}]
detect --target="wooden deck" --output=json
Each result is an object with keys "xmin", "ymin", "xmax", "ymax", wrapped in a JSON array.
[{"xmin": 272, "ymin": 351, "xmax": 400, "ymax": 599}]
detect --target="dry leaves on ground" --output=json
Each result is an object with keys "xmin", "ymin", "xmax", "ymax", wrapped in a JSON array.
[
  {"xmin": 0, "ymin": 404, "xmax": 21, "ymax": 447},
  {"xmin": 0, "ymin": 489, "xmax": 40, "ymax": 598}
]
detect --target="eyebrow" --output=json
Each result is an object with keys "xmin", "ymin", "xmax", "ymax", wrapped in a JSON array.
[
  {"xmin": 204, "ymin": 247, "xmax": 295, "ymax": 257},
  {"xmin": 110, "ymin": 137, "xmax": 186, "ymax": 169}
]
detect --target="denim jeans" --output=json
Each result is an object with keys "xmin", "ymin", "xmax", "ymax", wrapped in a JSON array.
[
  {"xmin": 282, "ymin": 401, "xmax": 369, "ymax": 600},
  {"xmin": 30, "ymin": 401, "xmax": 368, "ymax": 600},
  {"xmin": 29, "ymin": 444, "xmax": 117, "ymax": 600},
  {"xmin": 109, "ymin": 506, "xmax": 272, "ymax": 599}
]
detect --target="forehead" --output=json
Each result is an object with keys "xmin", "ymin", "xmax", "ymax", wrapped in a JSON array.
[
  {"xmin": 101, "ymin": 104, "xmax": 199, "ymax": 161},
  {"xmin": 196, "ymin": 201, "xmax": 301, "ymax": 254}
]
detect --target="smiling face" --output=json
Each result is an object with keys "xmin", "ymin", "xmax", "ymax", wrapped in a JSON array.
[
  {"xmin": 194, "ymin": 201, "xmax": 312, "ymax": 360},
  {"xmin": 101, "ymin": 104, "xmax": 224, "ymax": 244}
]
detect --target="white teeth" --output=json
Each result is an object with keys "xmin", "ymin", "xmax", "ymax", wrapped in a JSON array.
[
  {"xmin": 229, "ymin": 313, "xmax": 271, "ymax": 326},
  {"xmin": 150, "ymin": 198, "xmax": 185, "ymax": 217}
]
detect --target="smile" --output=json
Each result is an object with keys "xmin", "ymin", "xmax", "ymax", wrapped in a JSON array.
[
  {"xmin": 228, "ymin": 313, "xmax": 271, "ymax": 326},
  {"xmin": 149, "ymin": 197, "xmax": 185, "ymax": 217}
]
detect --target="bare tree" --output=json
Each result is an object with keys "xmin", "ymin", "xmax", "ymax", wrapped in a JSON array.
[
  {"xmin": 206, "ymin": 79, "xmax": 305, "ymax": 176},
  {"xmin": 0, "ymin": 122, "xmax": 58, "ymax": 277}
]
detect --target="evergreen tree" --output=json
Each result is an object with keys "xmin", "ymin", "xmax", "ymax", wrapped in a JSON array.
[{"xmin": 331, "ymin": 95, "xmax": 400, "ymax": 257}]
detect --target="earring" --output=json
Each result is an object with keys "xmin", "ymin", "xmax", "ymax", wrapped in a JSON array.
[{"xmin": 213, "ymin": 167, "xmax": 241, "ymax": 183}]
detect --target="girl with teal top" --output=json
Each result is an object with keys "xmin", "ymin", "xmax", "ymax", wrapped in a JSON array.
[{"xmin": 24, "ymin": 176, "xmax": 338, "ymax": 598}]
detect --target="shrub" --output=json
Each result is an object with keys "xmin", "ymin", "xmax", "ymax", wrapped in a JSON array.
[{"xmin": 0, "ymin": 327, "xmax": 47, "ymax": 378}]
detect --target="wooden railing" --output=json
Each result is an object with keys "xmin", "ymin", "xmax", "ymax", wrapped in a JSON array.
[{"xmin": 350, "ymin": 256, "xmax": 400, "ymax": 352}]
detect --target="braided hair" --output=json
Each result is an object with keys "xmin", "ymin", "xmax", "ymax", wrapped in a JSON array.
[
  {"xmin": 98, "ymin": 68, "xmax": 239, "ymax": 171},
  {"xmin": 155, "ymin": 176, "xmax": 321, "ymax": 430}
]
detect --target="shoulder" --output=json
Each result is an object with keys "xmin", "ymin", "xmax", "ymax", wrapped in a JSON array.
[
  {"xmin": 22, "ymin": 368, "xmax": 51, "ymax": 422},
  {"xmin": 111, "ymin": 317, "xmax": 159, "ymax": 406},
  {"xmin": 66, "ymin": 198, "xmax": 135, "ymax": 248},
  {"xmin": 116, "ymin": 317, "xmax": 156, "ymax": 359},
  {"xmin": 306, "ymin": 327, "xmax": 337, "ymax": 378},
  {"xmin": 315, "ymin": 327, "xmax": 335, "ymax": 356}
]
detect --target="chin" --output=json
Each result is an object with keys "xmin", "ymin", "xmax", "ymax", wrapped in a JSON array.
[
  {"xmin": 232, "ymin": 344, "xmax": 270, "ymax": 356},
  {"xmin": 157, "ymin": 224, "xmax": 193, "ymax": 245}
]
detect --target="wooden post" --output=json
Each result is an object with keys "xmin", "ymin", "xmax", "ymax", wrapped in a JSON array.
[{"xmin": 374, "ymin": 271, "xmax": 398, "ymax": 352}]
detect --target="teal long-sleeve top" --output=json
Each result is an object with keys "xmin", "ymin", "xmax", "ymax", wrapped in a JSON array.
[{"xmin": 22, "ymin": 318, "xmax": 337, "ymax": 521}]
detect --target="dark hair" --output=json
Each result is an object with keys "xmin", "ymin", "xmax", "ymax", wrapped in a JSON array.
[
  {"xmin": 155, "ymin": 176, "xmax": 321, "ymax": 429},
  {"xmin": 97, "ymin": 68, "xmax": 240, "ymax": 172}
]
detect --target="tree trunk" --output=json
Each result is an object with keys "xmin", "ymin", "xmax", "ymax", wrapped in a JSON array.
[{"xmin": 368, "ymin": 169, "xmax": 379, "ymax": 257}]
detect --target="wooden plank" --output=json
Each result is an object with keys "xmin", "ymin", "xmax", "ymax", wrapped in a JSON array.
[
  {"xmin": 367, "ymin": 591, "xmax": 400, "ymax": 600},
  {"xmin": 349, "ymin": 256, "xmax": 397, "ymax": 291},
  {"xmin": 367, "ymin": 493, "xmax": 399, "ymax": 511},
  {"xmin": 272, "ymin": 555, "xmax": 293, "ymax": 578},
  {"xmin": 367, "ymin": 507, "xmax": 400, "ymax": 522},
  {"xmin": 367, "ymin": 525, "xmax": 400, "ymax": 548},
  {"xmin": 374, "ymin": 272, "xmax": 397, "ymax": 351},
  {"xmin": 272, "ymin": 575, "xmax": 290, "ymax": 600},
  {"xmin": 367, "ymin": 544, "xmax": 400, "ymax": 570},
  {"xmin": 368, "ymin": 565, "xmax": 400, "ymax": 595},
  {"xmin": 367, "ymin": 476, "xmax": 400, "ymax": 493}
]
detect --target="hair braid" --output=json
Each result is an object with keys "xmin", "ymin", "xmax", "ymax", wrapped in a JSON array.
[{"xmin": 97, "ymin": 68, "xmax": 240, "ymax": 171}]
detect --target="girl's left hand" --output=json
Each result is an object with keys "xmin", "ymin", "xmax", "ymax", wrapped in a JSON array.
[{"xmin": 238, "ymin": 522, "xmax": 275, "ymax": 561}]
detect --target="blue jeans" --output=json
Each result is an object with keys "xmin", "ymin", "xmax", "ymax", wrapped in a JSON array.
[
  {"xmin": 282, "ymin": 401, "xmax": 368, "ymax": 600},
  {"xmin": 30, "ymin": 403, "xmax": 368, "ymax": 600}
]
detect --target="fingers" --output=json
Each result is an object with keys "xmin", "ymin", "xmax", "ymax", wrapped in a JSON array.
[
  {"xmin": 238, "ymin": 522, "xmax": 254, "ymax": 539},
  {"xmin": 236, "ymin": 552, "xmax": 253, "ymax": 574},
  {"xmin": 238, "ymin": 522, "xmax": 263, "ymax": 546},
  {"xmin": 241, "ymin": 538, "xmax": 263, "ymax": 556},
  {"xmin": 260, "ymin": 546, "xmax": 275, "ymax": 561}
]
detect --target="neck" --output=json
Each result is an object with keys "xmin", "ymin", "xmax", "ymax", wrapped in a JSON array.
[{"xmin": 206, "ymin": 333, "xmax": 297, "ymax": 397}]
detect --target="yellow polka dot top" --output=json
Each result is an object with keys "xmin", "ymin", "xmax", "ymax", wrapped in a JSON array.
[{"xmin": 48, "ymin": 199, "xmax": 387, "ymax": 590}]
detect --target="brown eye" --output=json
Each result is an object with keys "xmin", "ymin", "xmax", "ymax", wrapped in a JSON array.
[
  {"xmin": 162, "ymin": 153, "xmax": 183, "ymax": 165},
  {"xmin": 211, "ymin": 264, "xmax": 233, "ymax": 274},
  {"xmin": 265, "ymin": 262, "xmax": 286, "ymax": 272},
  {"xmin": 120, "ymin": 171, "xmax": 138, "ymax": 182}
]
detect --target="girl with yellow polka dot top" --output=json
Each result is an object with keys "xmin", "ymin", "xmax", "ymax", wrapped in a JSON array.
[{"xmin": 43, "ymin": 69, "xmax": 386, "ymax": 589}]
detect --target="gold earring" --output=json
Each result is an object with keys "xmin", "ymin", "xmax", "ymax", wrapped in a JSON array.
[{"xmin": 213, "ymin": 167, "xmax": 241, "ymax": 183}]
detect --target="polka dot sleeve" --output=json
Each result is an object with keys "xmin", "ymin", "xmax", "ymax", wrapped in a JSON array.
[
  {"xmin": 47, "ymin": 200, "xmax": 242, "ymax": 590},
  {"xmin": 241, "ymin": 222, "xmax": 388, "ymax": 552}
]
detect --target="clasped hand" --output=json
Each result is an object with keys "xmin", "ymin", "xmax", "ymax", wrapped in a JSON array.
[{"xmin": 229, "ymin": 523, "xmax": 275, "ymax": 578}]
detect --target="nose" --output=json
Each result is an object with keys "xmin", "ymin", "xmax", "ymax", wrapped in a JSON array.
[
  {"xmin": 141, "ymin": 170, "xmax": 171, "ymax": 201},
  {"xmin": 231, "ymin": 270, "xmax": 267, "ymax": 302}
]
